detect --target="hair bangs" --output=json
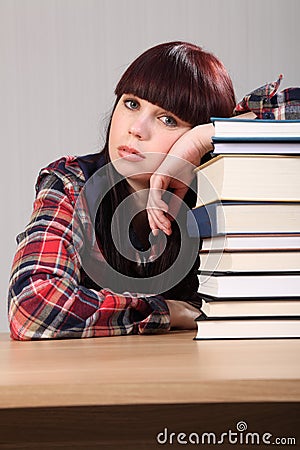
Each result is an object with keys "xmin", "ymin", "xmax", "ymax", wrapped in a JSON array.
[
  {"xmin": 115, "ymin": 41, "xmax": 236, "ymax": 126},
  {"xmin": 115, "ymin": 43, "xmax": 209, "ymax": 126}
]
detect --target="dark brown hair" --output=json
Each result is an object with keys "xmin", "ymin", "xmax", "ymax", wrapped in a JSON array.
[
  {"xmin": 95, "ymin": 42, "xmax": 236, "ymax": 297},
  {"xmin": 115, "ymin": 41, "xmax": 236, "ymax": 126}
]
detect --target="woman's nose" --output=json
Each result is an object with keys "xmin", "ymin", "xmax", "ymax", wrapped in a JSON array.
[
  {"xmin": 128, "ymin": 116, "xmax": 150, "ymax": 140},
  {"xmin": 128, "ymin": 124, "xmax": 142, "ymax": 139}
]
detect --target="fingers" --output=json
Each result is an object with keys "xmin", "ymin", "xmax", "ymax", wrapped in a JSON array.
[
  {"xmin": 147, "ymin": 204, "xmax": 172, "ymax": 236},
  {"xmin": 146, "ymin": 176, "xmax": 190, "ymax": 236},
  {"xmin": 147, "ymin": 177, "xmax": 172, "ymax": 235},
  {"xmin": 147, "ymin": 163, "xmax": 192, "ymax": 236},
  {"xmin": 149, "ymin": 215, "xmax": 172, "ymax": 236}
]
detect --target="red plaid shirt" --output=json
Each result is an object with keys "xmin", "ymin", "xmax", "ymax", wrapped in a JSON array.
[{"xmin": 8, "ymin": 156, "xmax": 170, "ymax": 340}]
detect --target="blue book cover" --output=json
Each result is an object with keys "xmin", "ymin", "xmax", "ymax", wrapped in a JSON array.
[
  {"xmin": 187, "ymin": 203, "xmax": 219, "ymax": 238},
  {"xmin": 186, "ymin": 201, "xmax": 300, "ymax": 238}
]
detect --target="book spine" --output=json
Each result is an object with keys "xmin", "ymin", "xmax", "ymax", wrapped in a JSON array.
[
  {"xmin": 196, "ymin": 315, "xmax": 300, "ymax": 321},
  {"xmin": 211, "ymin": 117, "xmax": 300, "ymax": 124},
  {"xmin": 212, "ymin": 137, "xmax": 300, "ymax": 143},
  {"xmin": 187, "ymin": 204, "xmax": 219, "ymax": 238}
]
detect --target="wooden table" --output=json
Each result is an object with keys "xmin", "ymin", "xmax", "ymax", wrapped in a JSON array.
[{"xmin": 0, "ymin": 331, "xmax": 299, "ymax": 449}]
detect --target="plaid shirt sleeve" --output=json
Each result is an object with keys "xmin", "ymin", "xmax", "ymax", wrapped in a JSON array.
[
  {"xmin": 234, "ymin": 74, "xmax": 300, "ymax": 120},
  {"xmin": 8, "ymin": 158, "xmax": 170, "ymax": 340}
]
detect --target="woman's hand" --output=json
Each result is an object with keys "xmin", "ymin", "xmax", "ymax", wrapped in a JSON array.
[
  {"xmin": 165, "ymin": 300, "xmax": 200, "ymax": 330},
  {"xmin": 147, "ymin": 123, "xmax": 214, "ymax": 236},
  {"xmin": 147, "ymin": 112, "xmax": 256, "ymax": 236}
]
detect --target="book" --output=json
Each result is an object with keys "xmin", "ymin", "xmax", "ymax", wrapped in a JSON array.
[
  {"xmin": 211, "ymin": 117, "xmax": 300, "ymax": 139},
  {"xmin": 200, "ymin": 250, "xmax": 300, "ymax": 273},
  {"xmin": 198, "ymin": 272, "xmax": 300, "ymax": 298},
  {"xmin": 194, "ymin": 315, "xmax": 300, "ymax": 340},
  {"xmin": 187, "ymin": 201, "xmax": 300, "ymax": 238},
  {"xmin": 201, "ymin": 234, "xmax": 300, "ymax": 252},
  {"xmin": 193, "ymin": 118, "xmax": 300, "ymax": 340},
  {"xmin": 212, "ymin": 140, "xmax": 300, "ymax": 155},
  {"xmin": 194, "ymin": 154, "xmax": 300, "ymax": 206},
  {"xmin": 200, "ymin": 298, "xmax": 300, "ymax": 318}
]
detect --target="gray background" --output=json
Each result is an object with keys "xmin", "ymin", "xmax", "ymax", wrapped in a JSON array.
[{"xmin": 1, "ymin": 0, "xmax": 299, "ymax": 333}]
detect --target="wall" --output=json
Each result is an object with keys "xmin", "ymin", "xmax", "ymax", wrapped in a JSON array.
[{"xmin": 1, "ymin": 0, "xmax": 299, "ymax": 332}]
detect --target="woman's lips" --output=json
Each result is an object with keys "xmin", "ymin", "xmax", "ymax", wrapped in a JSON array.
[{"xmin": 117, "ymin": 146, "xmax": 146, "ymax": 162}]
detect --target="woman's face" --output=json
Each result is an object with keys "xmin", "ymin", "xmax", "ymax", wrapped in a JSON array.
[{"xmin": 109, "ymin": 94, "xmax": 191, "ymax": 191}]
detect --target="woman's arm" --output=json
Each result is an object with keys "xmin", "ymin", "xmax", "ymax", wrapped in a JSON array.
[
  {"xmin": 8, "ymin": 175, "xmax": 171, "ymax": 340},
  {"xmin": 165, "ymin": 300, "xmax": 200, "ymax": 329},
  {"xmin": 147, "ymin": 123, "xmax": 214, "ymax": 236},
  {"xmin": 147, "ymin": 113, "xmax": 256, "ymax": 235}
]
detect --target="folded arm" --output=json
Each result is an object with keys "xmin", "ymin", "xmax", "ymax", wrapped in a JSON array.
[{"xmin": 8, "ymin": 175, "xmax": 170, "ymax": 340}]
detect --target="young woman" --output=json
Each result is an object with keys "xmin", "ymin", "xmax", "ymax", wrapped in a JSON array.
[{"xmin": 8, "ymin": 41, "xmax": 236, "ymax": 340}]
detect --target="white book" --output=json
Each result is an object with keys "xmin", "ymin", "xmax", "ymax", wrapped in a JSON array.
[
  {"xmin": 200, "ymin": 298, "xmax": 300, "ymax": 318},
  {"xmin": 194, "ymin": 155, "xmax": 300, "ymax": 206},
  {"xmin": 201, "ymin": 234, "xmax": 300, "ymax": 251},
  {"xmin": 211, "ymin": 117, "xmax": 300, "ymax": 138},
  {"xmin": 199, "ymin": 250, "xmax": 300, "ymax": 273},
  {"xmin": 198, "ymin": 273, "xmax": 300, "ymax": 298},
  {"xmin": 195, "ymin": 316, "xmax": 300, "ymax": 340},
  {"xmin": 212, "ymin": 140, "xmax": 300, "ymax": 155}
]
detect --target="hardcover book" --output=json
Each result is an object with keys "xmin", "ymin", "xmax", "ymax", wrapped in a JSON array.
[
  {"xmin": 198, "ymin": 272, "xmax": 300, "ymax": 298},
  {"xmin": 200, "ymin": 298, "xmax": 300, "ymax": 318},
  {"xmin": 199, "ymin": 250, "xmax": 300, "ymax": 273},
  {"xmin": 187, "ymin": 202, "xmax": 300, "ymax": 238},
  {"xmin": 194, "ymin": 154, "xmax": 300, "ymax": 206},
  {"xmin": 211, "ymin": 117, "xmax": 300, "ymax": 139},
  {"xmin": 195, "ymin": 314, "xmax": 300, "ymax": 340},
  {"xmin": 200, "ymin": 234, "xmax": 300, "ymax": 252},
  {"xmin": 212, "ymin": 140, "xmax": 300, "ymax": 154}
]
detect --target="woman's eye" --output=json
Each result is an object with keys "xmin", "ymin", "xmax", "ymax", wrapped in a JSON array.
[
  {"xmin": 160, "ymin": 115, "xmax": 177, "ymax": 127},
  {"xmin": 124, "ymin": 99, "xmax": 139, "ymax": 110}
]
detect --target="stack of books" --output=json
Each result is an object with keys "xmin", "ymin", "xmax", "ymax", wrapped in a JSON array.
[{"xmin": 187, "ymin": 117, "xmax": 300, "ymax": 340}]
